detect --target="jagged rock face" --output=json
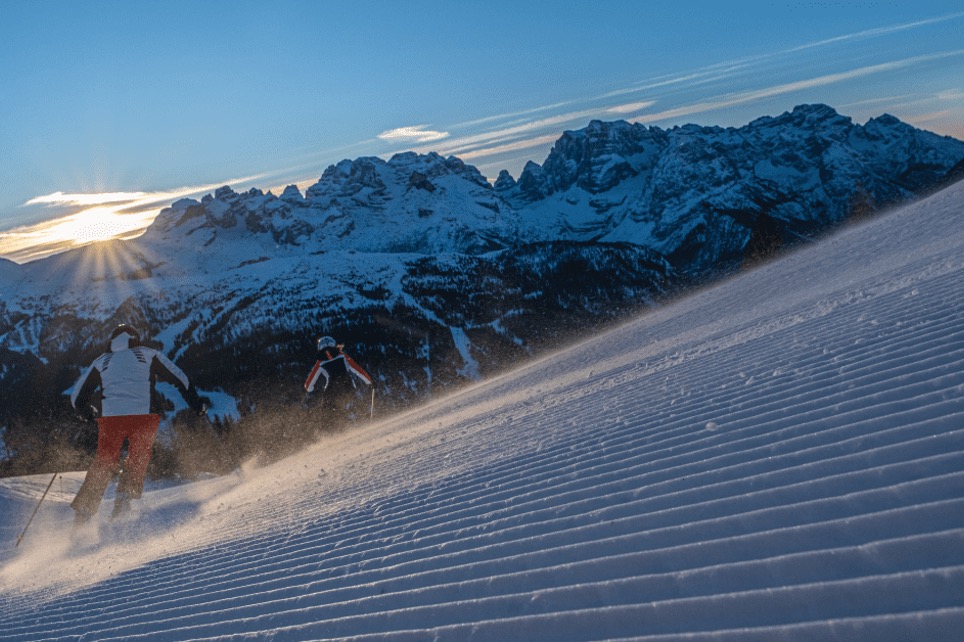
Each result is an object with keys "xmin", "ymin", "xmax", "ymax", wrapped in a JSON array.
[
  {"xmin": 541, "ymin": 120, "xmax": 667, "ymax": 195},
  {"xmin": 144, "ymin": 152, "xmax": 513, "ymax": 260},
  {"xmin": 1, "ymin": 105, "xmax": 963, "ymax": 475},
  {"xmin": 507, "ymin": 104, "xmax": 964, "ymax": 273}
]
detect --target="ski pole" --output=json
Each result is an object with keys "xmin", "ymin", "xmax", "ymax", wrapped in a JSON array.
[
  {"xmin": 370, "ymin": 386, "xmax": 375, "ymax": 421},
  {"xmin": 15, "ymin": 472, "xmax": 58, "ymax": 548}
]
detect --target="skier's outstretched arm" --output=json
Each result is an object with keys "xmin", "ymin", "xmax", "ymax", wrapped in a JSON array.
[
  {"xmin": 70, "ymin": 362, "xmax": 102, "ymax": 417},
  {"xmin": 151, "ymin": 350, "xmax": 207, "ymax": 414},
  {"xmin": 304, "ymin": 360, "xmax": 329, "ymax": 393},
  {"xmin": 344, "ymin": 355, "xmax": 372, "ymax": 386}
]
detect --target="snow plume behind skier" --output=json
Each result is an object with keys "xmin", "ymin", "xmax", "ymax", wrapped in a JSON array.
[{"xmin": 304, "ymin": 336, "xmax": 373, "ymax": 429}]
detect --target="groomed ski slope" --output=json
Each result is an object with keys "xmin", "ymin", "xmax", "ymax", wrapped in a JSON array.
[{"xmin": 1, "ymin": 180, "xmax": 963, "ymax": 640}]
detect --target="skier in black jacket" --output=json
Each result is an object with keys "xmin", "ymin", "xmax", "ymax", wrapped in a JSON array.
[
  {"xmin": 69, "ymin": 324, "xmax": 208, "ymax": 523},
  {"xmin": 304, "ymin": 336, "xmax": 373, "ymax": 426}
]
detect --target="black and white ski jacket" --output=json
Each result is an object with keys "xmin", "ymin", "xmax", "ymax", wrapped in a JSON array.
[
  {"xmin": 304, "ymin": 350, "xmax": 372, "ymax": 395},
  {"xmin": 70, "ymin": 333, "xmax": 201, "ymax": 417}
]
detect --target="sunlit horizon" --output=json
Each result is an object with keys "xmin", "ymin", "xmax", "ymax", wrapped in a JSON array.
[
  {"xmin": 0, "ymin": 205, "xmax": 156, "ymax": 264},
  {"xmin": 0, "ymin": 173, "xmax": 271, "ymax": 264}
]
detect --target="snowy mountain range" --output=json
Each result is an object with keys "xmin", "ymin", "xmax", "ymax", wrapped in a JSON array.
[
  {"xmin": 2, "ymin": 172, "xmax": 962, "ymax": 640},
  {"xmin": 1, "ymin": 104, "xmax": 963, "ymax": 476}
]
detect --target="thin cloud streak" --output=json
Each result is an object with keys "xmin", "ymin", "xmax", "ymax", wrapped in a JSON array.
[
  {"xmin": 457, "ymin": 134, "xmax": 562, "ymax": 162},
  {"xmin": 450, "ymin": 99, "xmax": 583, "ymax": 130},
  {"xmin": 419, "ymin": 99, "xmax": 656, "ymax": 159},
  {"xmin": 600, "ymin": 12, "xmax": 964, "ymax": 104},
  {"xmin": 25, "ymin": 191, "xmax": 151, "ymax": 207},
  {"xmin": 785, "ymin": 11, "xmax": 964, "ymax": 55},
  {"xmin": 625, "ymin": 14, "xmax": 964, "ymax": 114},
  {"xmin": 631, "ymin": 50, "xmax": 964, "ymax": 126}
]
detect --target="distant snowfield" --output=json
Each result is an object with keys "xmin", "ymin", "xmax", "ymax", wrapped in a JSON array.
[{"xmin": 2, "ymin": 181, "xmax": 963, "ymax": 640}]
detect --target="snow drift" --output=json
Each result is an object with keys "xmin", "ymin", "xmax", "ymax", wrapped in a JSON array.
[{"xmin": 1, "ymin": 180, "xmax": 963, "ymax": 639}]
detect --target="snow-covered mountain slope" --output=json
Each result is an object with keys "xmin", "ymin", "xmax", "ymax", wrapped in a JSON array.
[
  {"xmin": 141, "ymin": 151, "xmax": 513, "ymax": 261},
  {"xmin": 1, "ymin": 177, "xmax": 962, "ymax": 639}
]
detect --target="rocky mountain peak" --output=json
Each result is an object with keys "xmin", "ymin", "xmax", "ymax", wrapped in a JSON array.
[
  {"xmin": 538, "ymin": 119, "xmax": 663, "ymax": 195},
  {"xmin": 493, "ymin": 170, "xmax": 517, "ymax": 192},
  {"xmin": 280, "ymin": 185, "xmax": 305, "ymax": 203},
  {"xmin": 746, "ymin": 103, "xmax": 854, "ymax": 137}
]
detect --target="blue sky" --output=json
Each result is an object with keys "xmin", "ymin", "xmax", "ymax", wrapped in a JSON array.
[{"xmin": 1, "ymin": 1, "xmax": 962, "ymax": 263}]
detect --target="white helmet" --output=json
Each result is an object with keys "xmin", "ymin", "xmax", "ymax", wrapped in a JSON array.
[{"xmin": 317, "ymin": 336, "xmax": 338, "ymax": 351}]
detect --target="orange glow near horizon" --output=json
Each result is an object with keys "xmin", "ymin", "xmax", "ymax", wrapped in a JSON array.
[
  {"xmin": 1, "ymin": 173, "xmax": 268, "ymax": 264},
  {"xmin": 0, "ymin": 205, "xmax": 157, "ymax": 264}
]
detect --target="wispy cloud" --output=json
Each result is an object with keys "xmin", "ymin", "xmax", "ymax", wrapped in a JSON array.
[
  {"xmin": 610, "ymin": 12, "xmax": 964, "ymax": 101},
  {"xmin": 605, "ymin": 101, "xmax": 656, "ymax": 115},
  {"xmin": 418, "ymin": 99, "xmax": 657, "ymax": 160},
  {"xmin": 457, "ymin": 134, "xmax": 562, "ymax": 162},
  {"xmin": 936, "ymin": 88, "xmax": 964, "ymax": 101},
  {"xmin": 784, "ymin": 11, "xmax": 964, "ymax": 55},
  {"xmin": 24, "ymin": 191, "xmax": 151, "ymax": 208},
  {"xmin": 377, "ymin": 125, "xmax": 450, "ymax": 143},
  {"xmin": 449, "ymin": 99, "xmax": 582, "ymax": 130}
]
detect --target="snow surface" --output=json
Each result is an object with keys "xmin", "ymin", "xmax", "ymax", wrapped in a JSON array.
[{"xmin": 1, "ymin": 181, "xmax": 963, "ymax": 639}]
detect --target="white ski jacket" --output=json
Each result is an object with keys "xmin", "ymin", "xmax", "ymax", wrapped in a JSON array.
[{"xmin": 71, "ymin": 334, "xmax": 198, "ymax": 417}]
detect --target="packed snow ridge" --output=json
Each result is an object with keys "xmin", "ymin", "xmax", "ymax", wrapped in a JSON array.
[{"xmin": 1, "ymin": 181, "xmax": 963, "ymax": 639}]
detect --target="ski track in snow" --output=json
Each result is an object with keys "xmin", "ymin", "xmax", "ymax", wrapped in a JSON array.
[{"xmin": 1, "ymin": 182, "xmax": 964, "ymax": 639}]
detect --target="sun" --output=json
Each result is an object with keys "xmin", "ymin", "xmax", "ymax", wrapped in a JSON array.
[
  {"xmin": 0, "ymin": 204, "xmax": 158, "ymax": 263},
  {"xmin": 59, "ymin": 206, "xmax": 150, "ymax": 245},
  {"xmin": 22, "ymin": 191, "xmax": 156, "ymax": 246}
]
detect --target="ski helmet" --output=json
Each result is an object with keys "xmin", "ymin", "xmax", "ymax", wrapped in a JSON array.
[
  {"xmin": 317, "ymin": 335, "xmax": 337, "ymax": 351},
  {"xmin": 110, "ymin": 324, "xmax": 141, "ymax": 343}
]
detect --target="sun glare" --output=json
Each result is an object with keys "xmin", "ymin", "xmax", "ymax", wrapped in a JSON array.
[
  {"xmin": 61, "ymin": 207, "xmax": 149, "ymax": 244},
  {"xmin": 0, "ymin": 204, "xmax": 158, "ymax": 264},
  {"xmin": 2, "ymin": 174, "xmax": 271, "ymax": 263}
]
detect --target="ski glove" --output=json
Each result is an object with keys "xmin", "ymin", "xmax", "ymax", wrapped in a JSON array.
[
  {"xmin": 79, "ymin": 404, "xmax": 99, "ymax": 422},
  {"xmin": 185, "ymin": 384, "xmax": 210, "ymax": 416}
]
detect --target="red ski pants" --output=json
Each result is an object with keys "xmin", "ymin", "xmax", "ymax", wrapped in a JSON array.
[{"xmin": 71, "ymin": 414, "xmax": 160, "ymax": 517}]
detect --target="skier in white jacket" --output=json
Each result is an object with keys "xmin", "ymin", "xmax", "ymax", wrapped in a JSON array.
[{"xmin": 69, "ymin": 324, "xmax": 207, "ymax": 523}]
